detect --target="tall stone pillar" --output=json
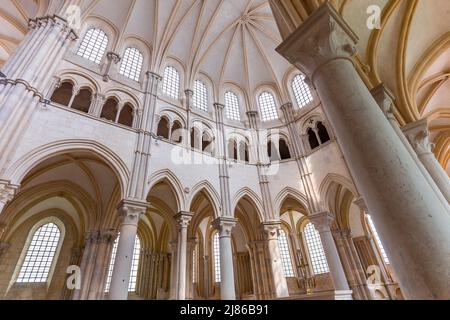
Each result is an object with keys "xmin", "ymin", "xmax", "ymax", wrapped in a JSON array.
[
  {"xmin": 109, "ymin": 200, "xmax": 146, "ymax": 300},
  {"xmin": 174, "ymin": 212, "xmax": 193, "ymax": 300},
  {"xmin": 276, "ymin": 3, "xmax": 450, "ymax": 299},
  {"xmin": 87, "ymin": 229, "xmax": 117, "ymax": 300},
  {"xmin": 262, "ymin": 222, "xmax": 289, "ymax": 298},
  {"xmin": 214, "ymin": 103, "xmax": 233, "ymax": 217},
  {"xmin": 371, "ymin": 84, "xmax": 450, "ymax": 209},
  {"xmin": 213, "ymin": 217, "xmax": 237, "ymax": 300},
  {"xmin": 309, "ymin": 212, "xmax": 352, "ymax": 299},
  {"xmin": 0, "ymin": 16, "xmax": 77, "ymax": 172},
  {"xmin": 128, "ymin": 72, "xmax": 161, "ymax": 200},
  {"xmin": 280, "ymin": 103, "xmax": 321, "ymax": 212},
  {"xmin": 403, "ymin": 119, "xmax": 450, "ymax": 203}
]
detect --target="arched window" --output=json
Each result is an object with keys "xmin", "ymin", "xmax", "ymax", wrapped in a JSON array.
[
  {"xmin": 202, "ymin": 131, "xmax": 213, "ymax": 155},
  {"xmin": 213, "ymin": 233, "xmax": 221, "ymax": 283},
  {"xmin": 267, "ymin": 140, "xmax": 280, "ymax": 162},
  {"xmin": 225, "ymin": 91, "xmax": 241, "ymax": 121},
  {"xmin": 157, "ymin": 117, "xmax": 170, "ymax": 139},
  {"xmin": 76, "ymin": 28, "xmax": 108, "ymax": 64},
  {"xmin": 308, "ymin": 128, "xmax": 320, "ymax": 150},
  {"xmin": 100, "ymin": 98, "xmax": 119, "ymax": 122},
  {"xmin": 17, "ymin": 223, "xmax": 61, "ymax": 283},
  {"xmin": 71, "ymin": 88, "xmax": 92, "ymax": 113},
  {"xmin": 105, "ymin": 234, "xmax": 141, "ymax": 292},
  {"xmin": 304, "ymin": 223, "xmax": 329, "ymax": 275},
  {"xmin": 228, "ymin": 139, "xmax": 238, "ymax": 161},
  {"xmin": 162, "ymin": 66, "xmax": 180, "ymax": 99},
  {"xmin": 292, "ymin": 74, "xmax": 313, "ymax": 108},
  {"xmin": 50, "ymin": 81, "xmax": 73, "ymax": 106},
  {"xmin": 118, "ymin": 103, "xmax": 134, "ymax": 127},
  {"xmin": 279, "ymin": 139, "xmax": 292, "ymax": 160},
  {"xmin": 317, "ymin": 122, "xmax": 331, "ymax": 144},
  {"xmin": 239, "ymin": 141, "xmax": 249, "ymax": 163},
  {"xmin": 258, "ymin": 92, "xmax": 278, "ymax": 122},
  {"xmin": 193, "ymin": 80, "xmax": 208, "ymax": 112},
  {"xmin": 171, "ymin": 121, "xmax": 183, "ymax": 143},
  {"xmin": 128, "ymin": 236, "xmax": 141, "ymax": 292},
  {"xmin": 367, "ymin": 215, "xmax": 390, "ymax": 265},
  {"xmin": 278, "ymin": 229, "xmax": 295, "ymax": 277},
  {"xmin": 119, "ymin": 47, "xmax": 144, "ymax": 82},
  {"xmin": 191, "ymin": 127, "xmax": 201, "ymax": 150}
]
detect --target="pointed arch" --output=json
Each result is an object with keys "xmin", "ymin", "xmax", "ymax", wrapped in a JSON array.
[
  {"xmin": 187, "ymin": 181, "xmax": 221, "ymax": 219},
  {"xmin": 5, "ymin": 140, "xmax": 130, "ymax": 197},
  {"xmin": 274, "ymin": 187, "xmax": 309, "ymax": 215},
  {"xmin": 147, "ymin": 169, "xmax": 186, "ymax": 212},
  {"xmin": 231, "ymin": 188, "xmax": 264, "ymax": 222}
]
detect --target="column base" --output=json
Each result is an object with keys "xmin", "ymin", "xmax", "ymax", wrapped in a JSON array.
[{"xmin": 334, "ymin": 290, "xmax": 354, "ymax": 300}]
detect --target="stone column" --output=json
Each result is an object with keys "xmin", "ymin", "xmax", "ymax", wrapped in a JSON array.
[
  {"xmin": 309, "ymin": 212, "xmax": 352, "ymax": 299},
  {"xmin": 276, "ymin": 3, "xmax": 450, "ymax": 299},
  {"xmin": 174, "ymin": 212, "xmax": 193, "ymax": 300},
  {"xmin": 72, "ymin": 231, "xmax": 96, "ymax": 300},
  {"xmin": 0, "ymin": 16, "xmax": 77, "ymax": 173},
  {"xmin": 109, "ymin": 200, "xmax": 147, "ymax": 300},
  {"xmin": 332, "ymin": 228, "xmax": 372, "ymax": 300},
  {"xmin": 280, "ymin": 103, "xmax": 321, "ymax": 212},
  {"xmin": 214, "ymin": 103, "xmax": 233, "ymax": 217},
  {"xmin": 246, "ymin": 111, "xmax": 278, "ymax": 220},
  {"xmin": 185, "ymin": 90, "xmax": 194, "ymax": 148},
  {"xmin": 403, "ymin": 119, "xmax": 450, "ymax": 203},
  {"xmin": 128, "ymin": 72, "xmax": 161, "ymax": 200},
  {"xmin": 87, "ymin": 229, "xmax": 117, "ymax": 300},
  {"xmin": 371, "ymin": 84, "xmax": 450, "ymax": 209},
  {"xmin": 169, "ymin": 240, "xmax": 178, "ymax": 299},
  {"xmin": 0, "ymin": 180, "xmax": 19, "ymax": 215},
  {"xmin": 213, "ymin": 217, "xmax": 237, "ymax": 300},
  {"xmin": 262, "ymin": 222, "xmax": 289, "ymax": 298},
  {"xmin": 102, "ymin": 52, "xmax": 121, "ymax": 82}
]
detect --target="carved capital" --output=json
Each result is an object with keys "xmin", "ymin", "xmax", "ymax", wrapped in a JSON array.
[
  {"xmin": 402, "ymin": 119, "xmax": 434, "ymax": 156},
  {"xmin": 353, "ymin": 197, "xmax": 368, "ymax": 213},
  {"xmin": 99, "ymin": 229, "xmax": 118, "ymax": 244},
  {"xmin": 107, "ymin": 52, "xmax": 121, "ymax": 64},
  {"xmin": 146, "ymin": 71, "xmax": 162, "ymax": 81},
  {"xmin": 371, "ymin": 84, "xmax": 396, "ymax": 118},
  {"xmin": 175, "ymin": 211, "xmax": 194, "ymax": 229},
  {"xmin": 261, "ymin": 222, "xmax": 282, "ymax": 241},
  {"xmin": 276, "ymin": 2, "xmax": 358, "ymax": 79},
  {"xmin": 308, "ymin": 211, "xmax": 335, "ymax": 233},
  {"xmin": 212, "ymin": 217, "xmax": 237, "ymax": 238},
  {"xmin": 0, "ymin": 180, "xmax": 19, "ymax": 207},
  {"xmin": 118, "ymin": 199, "xmax": 147, "ymax": 226}
]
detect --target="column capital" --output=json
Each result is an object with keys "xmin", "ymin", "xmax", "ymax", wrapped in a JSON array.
[
  {"xmin": 146, "ymin": 71, "xmax": 162, "ymax": 81},
  {"xmin": 107, "ymin": 52, "xmax": 121, "ymax": 64},
  {"xmin": 402, "ymin": 119, "xmax": 433, "ymax": 156},
  {"xmin": 371, "ymin": 83, "xmax": 396, "ymax": 118},
  {"xmin": 117, "ymin": 199, "xmax": 148, "ymax": 226},
  {"xmin": 353, "ymin": 197, "xmax": 368, "ymax": 213},
  {"xmin": 0, "ymin": 180, "xmax": 20, "ymax": 206},
  {"xmin": 214, "ymin": 102, "xmax": 225, "ymax": 110},
  {"xmin": 99, "ymin": 229, "xmax": 118, "ymax": 244},
  {"xmin": 308, "ymin": 211, "xmax": 336, "ymax": 233},
  {"xmin": 212, "ymin": 217, "xmax": 238, "ymax": 238},
  {"xmin": 280, "ymin": 102, "xmax": 293, "ymax": 111},
  {"xmin": 175, "ymin": 211, "xmax": 194, "ymax": 228},
  {"xmin": 276, "ymin": 2, "xmax": 358, "ymax": 80},
  {"xmin": 184, "ymin": 89, "xmax": 194, "ymax": 97},
  {"xmin": 261, "ymin": 221, "xmax": 282, "ymax": 241}
]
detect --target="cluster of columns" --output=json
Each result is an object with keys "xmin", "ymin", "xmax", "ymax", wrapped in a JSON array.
[{"xmin": 275, "ymin": 2, "xmax": 450, "ymax": 299}]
